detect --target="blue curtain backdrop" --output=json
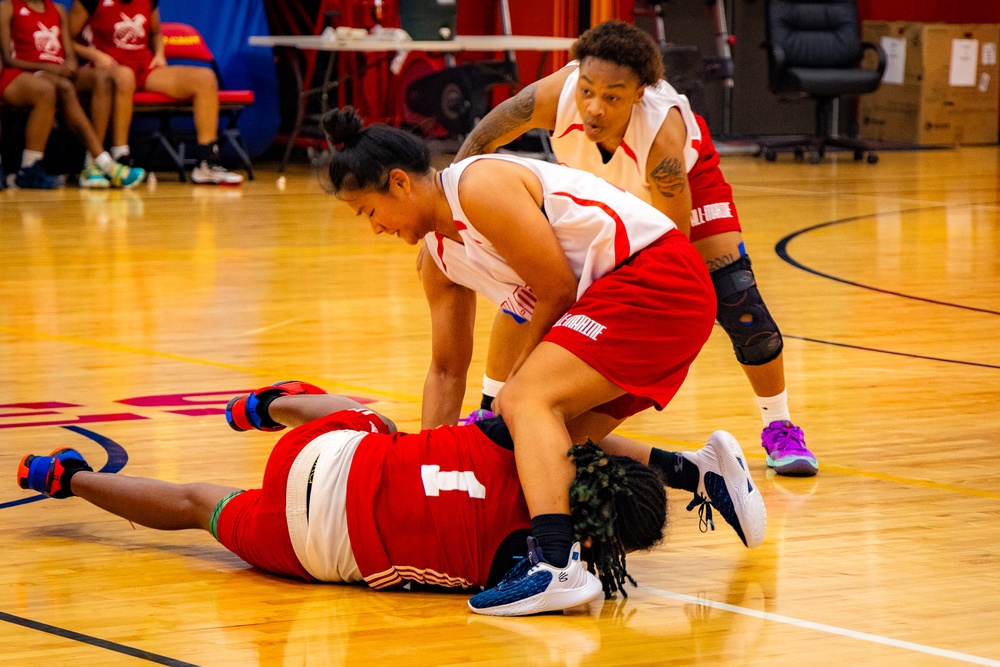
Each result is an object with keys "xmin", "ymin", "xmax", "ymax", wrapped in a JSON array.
[{"xmin": 56, "ymin": 0, "xmax": 279, "ymax": 156}]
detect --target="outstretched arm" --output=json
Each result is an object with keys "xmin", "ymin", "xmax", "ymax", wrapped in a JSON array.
[
  {"xmin": 453, "ymin": 67, "xmax": 571, "ymax": 162},
  {"xmin": 268, "ymin": 394, "xmax": 397, "ymax": 433}
]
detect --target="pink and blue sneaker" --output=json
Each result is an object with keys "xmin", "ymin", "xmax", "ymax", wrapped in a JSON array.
[{"xmin": 762, "ymin": 421, "xmax": 817, "ymax": 476}]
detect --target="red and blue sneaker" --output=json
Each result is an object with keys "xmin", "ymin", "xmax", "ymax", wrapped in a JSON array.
[
  {"xmin": 226, "ymin": 380, "xmax": 328, "ymax": 432},
  {"xmin": 17, "ymin": 448, "xmax": 92, "ymax": 499}
]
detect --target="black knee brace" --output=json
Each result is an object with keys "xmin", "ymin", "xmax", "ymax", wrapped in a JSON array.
[{"xmin": 711, "ymin": 255, "xmax": 783, "ymax": 366}]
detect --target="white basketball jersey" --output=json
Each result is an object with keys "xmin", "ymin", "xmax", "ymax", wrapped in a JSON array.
[
  {"xmin": 549, "ymin": 64, "xmax": 702, "ymax": 205},
  {"xmin": 424, "ymin": 154, "xmax": 677, "ymax": 321}
]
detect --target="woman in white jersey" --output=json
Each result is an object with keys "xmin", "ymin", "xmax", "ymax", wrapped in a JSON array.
[
  {"xmin": 321, "ymin": 107, "xmax": 720, "ymax": 615},
  {"xmin": 456, "ymin": 21, "xmax": 816, "ymax": 477}
]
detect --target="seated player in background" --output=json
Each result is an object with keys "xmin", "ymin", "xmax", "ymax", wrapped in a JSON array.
[
  {"xmin": 68, "ymin": 0, "xmax": 244, "ymax": 185},
  {"xmin": 0, "ymin": 0, "xmax": 144, "ymax": 188},
  {"xmin": 17, "ymin": 381, "xmax": 681, "ymax": 615},
  {"xmin": 455, "ymin": 20, "xmax": 816, "ymax": 477}
]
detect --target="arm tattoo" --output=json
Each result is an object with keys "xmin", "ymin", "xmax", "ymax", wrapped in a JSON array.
[
  {"xmin": 455, "ymin": 84, "xmax": 537, "ymax": 161},
  {"xmin": 650, "ymin": 156, "xmax": 687, "ymax": 198},
  {"xmin": 705, "ymin": 253, "xmax": 738, "ymax": 272}
]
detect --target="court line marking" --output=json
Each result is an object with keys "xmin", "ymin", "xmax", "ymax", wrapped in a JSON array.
[
  {"xmin": 236, "ymin": 318, "xmax": 302, "ymax": 337},
  {"xmin": 3, "ymin": 320, "xmax": 998, "ymax": 500},
  {"xmin": 0, "ymin": 324, "xmax": 403, "ymax": 401},
  {"xmin": 644, "ymin": 588, "xmax": 1000, "ymax": 666},
  {"xmin": 614, "ymin": 429, "xmax": 1000, "ymax": 501},
  {"xmin": 1, "ymin": 426, "xmax": 130, "ymax": 510},
  {"xmin": 783, "ymin": 334, "xmax": 1000, "ymax": 370},
  {"xmin": 0, "ymin": 611, "xmax": 197, "ymax": 666},
  {"xmin": 775, "ymin": 205, "xmax": 1000, "ymax": 317}
]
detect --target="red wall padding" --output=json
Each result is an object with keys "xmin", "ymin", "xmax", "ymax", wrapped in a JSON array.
[{"xmin": 858, "ymin": 0, "xmax": 1000, "ymax": 24}]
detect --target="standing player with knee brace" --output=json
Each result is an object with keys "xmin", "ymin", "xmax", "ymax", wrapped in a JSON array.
[
  {"xmin": 454, "ymin": 20, "xmax": 816, "ymax": 476},
  {"xmin": 68, "ymin": 0, "xmax": 243, "ymax": 185},
  {"xmin": 0, "ymin": 0, "xmax": 145, "ymax": 188}
]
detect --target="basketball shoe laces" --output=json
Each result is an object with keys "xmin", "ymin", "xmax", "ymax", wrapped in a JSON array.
[
  {"xmin": 686, "ymin": 495, "xmax": 716, "ymax": 534},
  {"xmin": 495, "ymin": 536, "xmax": 543, "ymax": 588}
]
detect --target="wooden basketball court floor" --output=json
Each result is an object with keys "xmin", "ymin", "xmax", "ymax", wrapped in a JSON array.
[{"xmin": 1, "ymin": 146, "xmax": 999, "ymax": 666}]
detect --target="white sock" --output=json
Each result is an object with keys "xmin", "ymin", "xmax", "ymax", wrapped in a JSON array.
[
  {"xmin": 22, "ymin": 150, "xmax": 44, "ymax": 168},
  {"xmin": 93, "ymin": 152, "xmax": 115, "ymax": 174},
  {"xmin": 756, "ymin": 389, "xmax": 791, "ymax": 426},
  {"xmin": 111, "ymin": 145, "xmax": 130, "ymax": 161},
  {"xmin": 482, "ymin": 375, "xmax": 506, "ymax": 399}
]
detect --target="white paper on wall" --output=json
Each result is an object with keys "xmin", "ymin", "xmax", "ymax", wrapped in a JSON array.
[
  {"xmin": 982, "ymin": 42, "xmax": 997, "ymax": 66},
  {"xmin": 880, "ymin": 36, "xmax": 906, "ymax": 84},
  {"xmin": 950, "ymin": 38, "xmax": 979, "ymax": 86}
]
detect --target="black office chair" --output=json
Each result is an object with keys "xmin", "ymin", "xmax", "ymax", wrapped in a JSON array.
[{"xmin": 758, "ymin": 0, "xmax": 886, "ymax": 164}]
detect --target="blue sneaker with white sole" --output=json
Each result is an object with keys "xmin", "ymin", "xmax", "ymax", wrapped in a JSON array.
[
  {"xmin": 468, "ymin": 538, "xmax": 603, "ymax": 616},
  {"xmin": 682, "ymin": 430, "xmax": 767, "ymax": 548}
]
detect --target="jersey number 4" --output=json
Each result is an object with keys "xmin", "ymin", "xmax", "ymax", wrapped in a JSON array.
[{"xmin": 421, "ymin": 465, "xmax": 486, "ymax": 499}]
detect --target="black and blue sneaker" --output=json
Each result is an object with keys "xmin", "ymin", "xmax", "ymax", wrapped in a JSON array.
[
  {"xmin": 14, "ymin": 161, "xmax": 61, "ymax": 190},
  {"xmin": 17, "ymin": 448, "xmax": 92, "ymax": 499},
  {"xmin": 468, "ymin": 537, "xmax": 602, "ymax": 616},
  {"xmin": 682, "ymin": 430, "xmax": 767, "ymax": 548}
]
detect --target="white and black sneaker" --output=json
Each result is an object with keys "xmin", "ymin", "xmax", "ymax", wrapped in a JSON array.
[
  {"xmin": 191, "ymin": 160, "xmax": 244, "ymax": 185},
  {"xmin": 683, "ymin": 430, "xmax": 767, "ymax": 548}
]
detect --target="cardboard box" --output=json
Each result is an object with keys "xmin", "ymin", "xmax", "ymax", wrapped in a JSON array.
[{"xmin": 860, "ymin": 22, "xmax": 1000, "ymax": 145}]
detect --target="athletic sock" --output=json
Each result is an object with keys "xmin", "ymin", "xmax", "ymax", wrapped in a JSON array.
[
  {"xmin": 480, "ymin": 375, "xmax": 505, "ymax": 411},
  {"xmin": 756, "ymin": 388, "xmax": 791, "ymax": 425},
  {"xmin": 94, "ymin": 152, "xmax": 115, "ymax": 174},
  {"xmin": 22, "ymin": 150, "xmax": 44, "ymax": 168},
  {"xmin": 194, "ymin": 141, "xmax": 221, "ymax": 167},
  {"xmin": 649, "ymin": 447, "xmax": 700, "ymax": 493},
  {"xmin": 111, "ymin": 145, "xmax": 130, "ymax": 161},
  {"xmin": 530, "ymin": 514, "xmax": 573, "ymax": 568},
  {"xmin": 56, "ymin": 459, "xmax": 93, "ymax": 499}
]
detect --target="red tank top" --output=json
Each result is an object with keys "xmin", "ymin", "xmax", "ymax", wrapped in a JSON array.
[
  {"xmin": 347, "ymin": 425, "xmax": 531, "ymax": 589},
  {"xmin": 9, "ymin": 0, "xmax": 64, "ymax": 65},
  {"xmin": 84, "ymin": 0, "xmax": 153, "ymax": 72}
]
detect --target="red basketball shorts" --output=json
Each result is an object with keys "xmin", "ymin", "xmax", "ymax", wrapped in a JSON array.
[
  {"xmin": 542, "ymin": 229, "xmax": 717, "ymax": 420},
  {"xmin": 688, "ymin": 114, "xmax": 743, "ymax": 242},
  {"xmin": 0, "ymin": 68, "xmax": 28, "ymax": 100},
  {"xmin": 214, "ymin": 409, "xmax": 392, "ymax": 580}
]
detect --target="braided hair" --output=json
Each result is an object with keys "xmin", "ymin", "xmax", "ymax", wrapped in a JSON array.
[{"xmin": 568, "ymin": 441, "xmax": 667, "ymax": 598}]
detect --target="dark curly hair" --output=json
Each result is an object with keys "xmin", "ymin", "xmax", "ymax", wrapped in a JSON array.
[
  {"xmin": 569, "ymin": 441, "xmax": 667, "ymax": 598},
  {"xmin": 571, "ymin": 20, "xmax": 664, "ymax": 86},
  {"xmin": 321, "ymin": 106, "xmax": 431, "ymax": 195}
]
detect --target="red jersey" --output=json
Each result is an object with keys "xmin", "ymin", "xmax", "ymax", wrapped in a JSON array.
[
  {"xmin": 80, "ymin": 0, "xmax": 156, "ymax": 72},
  {"xmin": 215, "ymin": 412, "xmax": 530, "ymax": 589},
  {"xmin": 347, "ymin": 424, "xmax": 530, "ymax": 589},
  {"xmin": 9, "ymin": 0, "xmax": 64, "ymax": 65}
]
